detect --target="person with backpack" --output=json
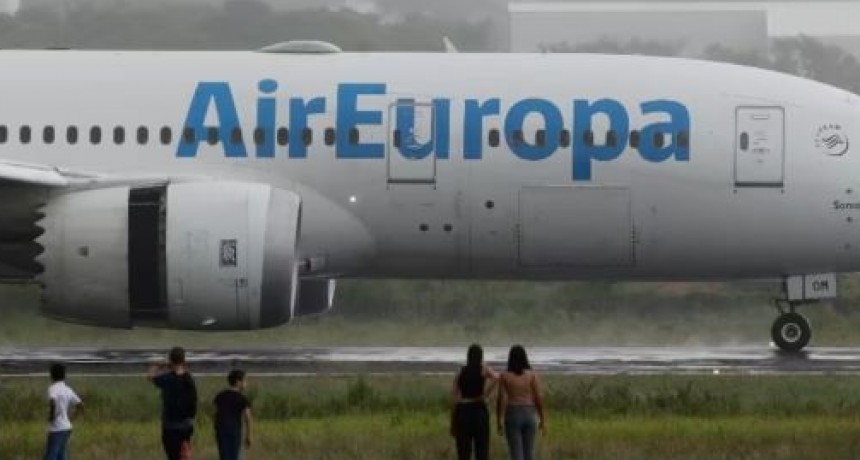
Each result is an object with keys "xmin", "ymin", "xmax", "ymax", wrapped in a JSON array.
[{"xmin": 148, "ymin": 347, "xmax": 198, "ymax": 460}]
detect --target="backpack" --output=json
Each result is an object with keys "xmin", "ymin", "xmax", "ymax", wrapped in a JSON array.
[{"xmin": 165, "ymin": 373, "xmax": 197, "ymax": 421}]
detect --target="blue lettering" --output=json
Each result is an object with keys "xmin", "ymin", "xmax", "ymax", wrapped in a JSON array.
[
  {"xmin": 256, "ymin": 79, "xmax": 278, "ymax": 158},
  {"xmin": 289, "ymin": 96, "xmax": 326, "ymax": 158},
  {"xmin": 337, "ymin": 83, "xmax": 385, "ymax": 159},
  {"xmin": 573, "ymin": 99, "xmax": 629, "ymax": 181},
  {"xmin": 638, "ymin": 100, "xmax": 691, "ymax": 162},
  {"xmin": 505, "ymin": 99, "xmax": 563, "ymax": 161},
  {"xmin": 178, "ymin": 82, "xmax": 246, "ymax": 158},
  {"xmin": 464, "ymin": 99, "xmax": 500, "ymax": 160}
]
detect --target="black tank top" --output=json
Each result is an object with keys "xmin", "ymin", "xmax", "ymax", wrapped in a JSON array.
[{"xmin": 458, "ymin": 366, "xmax": 485, "ymax": 399}]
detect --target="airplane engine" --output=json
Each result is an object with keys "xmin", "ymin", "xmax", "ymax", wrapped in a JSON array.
[{"xmin": 36, "ymin": 182, "xmax": 304, "ymax": 330}]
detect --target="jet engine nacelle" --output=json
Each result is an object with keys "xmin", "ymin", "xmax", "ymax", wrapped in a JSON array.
[{"xmin": 38, "ymin": 181, "xmax": 303, "ymax": 330}]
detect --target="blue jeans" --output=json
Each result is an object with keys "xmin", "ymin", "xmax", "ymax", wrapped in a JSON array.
[
  {"xmin": 44, "ymin": 430, "xmax": 72, "ymax": 460},
  {"xmin": 216, "ymin": 427, "xmax": 242, "ymax": 460},
  {"xmin": 504, "ymin": 406, "xmax": 537, "ymax": 460}
]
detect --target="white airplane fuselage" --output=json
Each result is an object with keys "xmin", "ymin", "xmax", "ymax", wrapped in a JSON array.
[{"xmin": 2, "ymin": 49, "xmax": 859, "ymax": 285}]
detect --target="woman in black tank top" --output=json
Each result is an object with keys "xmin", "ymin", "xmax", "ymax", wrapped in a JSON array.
[{"xmin": 450, "ymin": 344, "xmax": 499, "ymax": 460}]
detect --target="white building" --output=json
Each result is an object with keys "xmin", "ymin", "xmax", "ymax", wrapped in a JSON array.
[
  {"xmin": 510, "ymin": 1, "xmax": 860, "ymax": 56},
  {"xmin": 0, "ymin": 0, "xmax": 20, "ymax": 15}
]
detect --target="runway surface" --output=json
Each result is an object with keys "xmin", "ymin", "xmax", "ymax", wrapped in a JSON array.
[{"xmin": 4, "ymin": 346, "xmax": 860, "ymax": 376}]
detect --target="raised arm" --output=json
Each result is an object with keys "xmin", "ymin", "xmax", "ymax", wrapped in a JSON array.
[{"xmin": 483, "ymin": 365, "xmax": 500, "ymax": 398}]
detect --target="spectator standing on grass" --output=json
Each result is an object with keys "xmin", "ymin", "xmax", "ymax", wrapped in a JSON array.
[
  {"xmin": 44, "ymin": 363, "xmax": 82, "ymax": 460},
  {"xmin": 450, "ymin": 344, "xmax": 499, "ymax": 460},
  {"xmin": 148, "ymin": 347, "xmax": 198, "ymax": 460},
  {"xmin": 213, "ymin": 369, "xmax": 253, "ymax": 460},
  {"xmin": 497, "ymin": 345, "xmax": 546, "ymax": 460}
]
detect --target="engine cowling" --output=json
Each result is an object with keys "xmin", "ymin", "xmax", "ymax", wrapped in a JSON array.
[{"xmin": 37, "ymin": 181, "xmax": 304, "ymax": 330}]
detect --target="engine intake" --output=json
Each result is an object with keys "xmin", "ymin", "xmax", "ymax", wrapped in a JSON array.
[{"xmin": 38, "ymin": 181, "xmax": 303, "ymax": 330}]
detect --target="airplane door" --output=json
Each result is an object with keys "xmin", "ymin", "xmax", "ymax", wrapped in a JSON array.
[
  {"xmin": 735, "ymin": 107, "xmax": 784, "ymax": 187},
  {"xmin": 388, "ymin": 100, "xmax": 436, "ymax": 184}
]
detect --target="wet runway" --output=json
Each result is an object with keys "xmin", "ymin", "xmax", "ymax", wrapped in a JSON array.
[{"xmin": 4, "ymin": 346, "xmax": 860, "ymax": 376}]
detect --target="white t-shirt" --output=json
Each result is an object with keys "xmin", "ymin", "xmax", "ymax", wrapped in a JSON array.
[{"xmin": 47, "ymin": 381, "xmax": 81, "ymax": 432}]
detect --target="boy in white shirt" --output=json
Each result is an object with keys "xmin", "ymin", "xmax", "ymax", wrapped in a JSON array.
[{"xmin": 44, "ymin": 363, "xmax": 82, "ymax": 460}]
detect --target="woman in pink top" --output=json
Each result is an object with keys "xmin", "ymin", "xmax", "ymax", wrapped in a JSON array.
[{"xmin": 496, "ymin": 345, "xmax": 545, "ymax": 460}]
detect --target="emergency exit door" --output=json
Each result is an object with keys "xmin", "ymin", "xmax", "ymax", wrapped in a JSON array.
[{"xmin": 735, "ymin": 107, "xmax": 785, "ymax": 187}]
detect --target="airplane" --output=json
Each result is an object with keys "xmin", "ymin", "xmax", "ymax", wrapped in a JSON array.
[{"xmin": 0, "ymin": 40, "xmax": 855, "ymax": 352}]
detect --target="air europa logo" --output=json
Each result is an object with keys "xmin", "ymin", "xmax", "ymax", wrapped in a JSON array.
[{"xmin": 177, "ymin": 80, "xmax": 692, "ymax": 181}]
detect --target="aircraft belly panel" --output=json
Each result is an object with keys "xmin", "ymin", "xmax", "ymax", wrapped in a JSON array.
[{"xmin": 518, "ymin": 186, "xmax": 634, "ymax": 268}]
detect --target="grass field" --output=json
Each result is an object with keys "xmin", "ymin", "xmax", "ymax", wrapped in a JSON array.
[{"xmin": 4, "ymin": 374, "xmax": 860, "ymax": 459}]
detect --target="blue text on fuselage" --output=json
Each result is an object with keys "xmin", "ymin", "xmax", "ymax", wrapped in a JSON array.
[{"xmin": 177, "ymin": 81, "xmax": 691, "ymax": 181}]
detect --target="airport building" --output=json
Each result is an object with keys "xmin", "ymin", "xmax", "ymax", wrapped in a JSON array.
[
  {"xmin": 0, "ymin": 0, "xmax": 19, "ymax": 15},
  {"xmin": 509, "ymin": 1, "xmax": 860, "ymax": 57}
]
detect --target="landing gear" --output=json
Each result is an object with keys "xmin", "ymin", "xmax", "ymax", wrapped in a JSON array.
[
  {"xmin": 771, "ymin": 306, "xmax": 811, "ymax": 352},
  {"xmin": 769, "ymin": 273, "xmax": 836, "ymax": 352}
]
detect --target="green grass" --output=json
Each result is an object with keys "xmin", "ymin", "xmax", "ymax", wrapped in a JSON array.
[{"xmin": 4, "ymin": 375, "xmax": 860, "ymax": 459}]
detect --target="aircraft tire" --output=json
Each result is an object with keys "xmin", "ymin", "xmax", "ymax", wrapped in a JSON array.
[{"xmin": 771, "ymin": 312, "xmax": 811, "ymax": 352}]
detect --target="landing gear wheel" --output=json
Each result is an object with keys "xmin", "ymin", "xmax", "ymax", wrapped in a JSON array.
[{"xmin": 771, "ymin": 312, "xmax": 811, "ymax": 352}]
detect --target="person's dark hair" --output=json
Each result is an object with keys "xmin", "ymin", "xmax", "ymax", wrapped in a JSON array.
[
  {"xmin": 50, "ymin": 363, "xmax": 66, "ymax": 382},
  {"xmin": 228, "ymin": 369, "xmax": 246, "ymax": 387},
  {"xmin": 507, "ymin": 345, "xmax": 531, "ymax": 375},
  {"xmin": 168, "ymin": 346, "xmax": 186, "ymax": 366},
  {"xmin": 466, "ymin": 344, "xmax": 483, "ymax": 371}
]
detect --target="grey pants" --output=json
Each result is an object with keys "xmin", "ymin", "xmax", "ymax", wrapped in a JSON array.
[{"xmin": 504, "ymin": 405, "xmax": 538, "ymax": 460}]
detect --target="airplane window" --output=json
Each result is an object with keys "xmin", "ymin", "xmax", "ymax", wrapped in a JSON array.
[
  {"xmin": 584, "ymin": 130, "xmax": 594, "ymax": 147},
  {"xmin": 160, "ymin": 127, "xmax": 172, "ymax": 145},
  {"xmin": 325, "ymin": 128, "xmax": 335, "ymax": 146},
  {"xmin": 740, "ymin": 132, "xmax": 749, "ymax": 151},
  {"xmin": 209, "ymin": 127, "xmax": 221, "ymax": 146},
  {"xmin": 536, "ymin": 129, "xmax": 546, "ymax": 147},
  {"xmin": 489, "ymin": 129, "xmax": 500, "ymax": 147},
  {"xmin": 606, "ymin": 130, "xmax": 617, "ymax": 147},
  {"xmin": 253, "ymin": 128, "xmax": 265, "ymax": 146},
  {"xmin": 302, "ymin": 128, "xmax": 313, "ymax": 146},
  {"xmin": 560, "ymin": 130, "xmax": 571, "ymax": 148},
  {"xmin": 20, "ymin": 126, "xmax": 31, "ymax": 144},
  {"xmin": 677, "ymin": 131, "xmax": 690, "ymax": 148},
  {"xmin": 43, "ymin": 126, "xmax": 55, "ymax": 144},
  {"xmin": 393, "ymin": 129, "xmax": 401, "ymax": 148},
  {"xmin": 349, "ymin": 127, "xmax": 360, "ymax": 145},
  {"xmin": 653, "ymin": 132, "xmax": 665, "ymax": 149},
  {"xmin": 513, "ymin": 130, "xmax": 524, "ymax": 146},
  {"xmin": 137, "ymin": 127, "xmax": 149, "ymax": 145},
  {"xmin": 182, "ymin": 127, "xmax": 195, "ymax": 144},
  {"xmin": 90, "ymin": 126, "xmax": 102, "ymax": 144},
  {"xmin": 0, "ymin": 125, "xmax": 6, "ymax": 144},
  {"xmin": 113, "ymin": 126, "xmax": 125, "ymax": 145},
  {"xmin": 630, "ymin": 130, "xmax": 640, "ymax": 148},
  {"xmin": 66, "ymin": 126, "xmax": 78, "ymax": 145},
  {"xmin": 230, "ymin": 127, "xmax": 242, "ymax": 145},
  {"xmin": 277, "ymin": 127, "xmax": 289, "ymax": 146}
]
